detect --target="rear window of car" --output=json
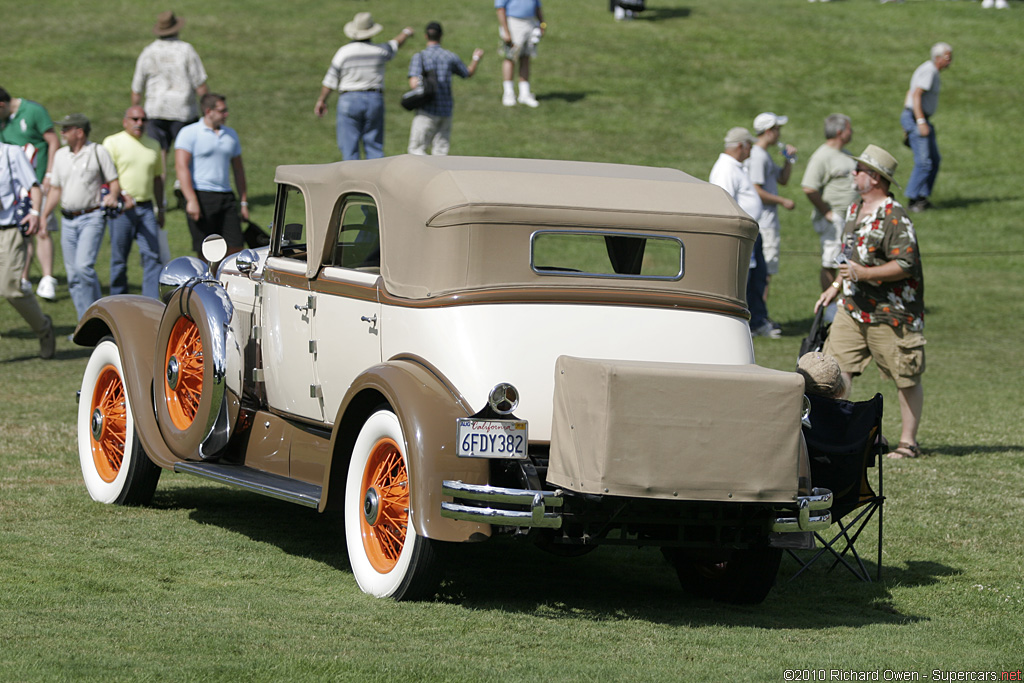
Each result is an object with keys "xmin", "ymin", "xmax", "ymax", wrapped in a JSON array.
[{"xmin": 530, "ymin": 230, "xmax": 685, "ymax": 280}]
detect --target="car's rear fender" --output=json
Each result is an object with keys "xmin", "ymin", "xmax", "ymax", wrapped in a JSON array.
[
  {"xmin": 73, "ymin": 296, "xmax": 182, "ymax": 470},
  {"xmin": 325, "ymin": 355, "xmax": 492, "ymax": 543}
]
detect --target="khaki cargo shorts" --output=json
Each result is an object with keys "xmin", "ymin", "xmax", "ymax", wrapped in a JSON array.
[{"xmin": 823, "ymin": 310, "xmax": 926, "ymax": 389}]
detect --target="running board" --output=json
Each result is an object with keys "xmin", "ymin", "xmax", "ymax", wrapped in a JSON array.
[{"xmin": 173, "ymin": 462, "xmax": 322, "ymax": 509}]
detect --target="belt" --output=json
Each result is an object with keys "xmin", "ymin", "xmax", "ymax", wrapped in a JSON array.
[
  {"xmin": 341, "ymin": 88, "xmax": 384, "ymax": 94},
  {"xmin": 61, "ymin": 206, "xmax": 101, "ymax": 219},
  {"xmin": 0, "ymin": 224, "xmax": 20, "ymax": 230},
  {"xmin": 134, "ymin": 200, "xmax": 153, "ymax": 208}
]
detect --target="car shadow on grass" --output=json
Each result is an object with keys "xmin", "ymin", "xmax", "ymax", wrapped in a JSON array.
[
  {"xmin": 150, "ymin": 484, "xmax": 953, "ymax": 627},
  {"xmin": 153, "ymin": 485, "xmax": 351, "ymax": 573},
  {"xmin": 436, "ymin": 540, "xmax": 949, "ymax": 628}
]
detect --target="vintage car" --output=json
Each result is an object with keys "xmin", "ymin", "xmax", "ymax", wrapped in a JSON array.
[{"xmin": 74, "ymin": 155, "xmax": 832, "ymax": 604}]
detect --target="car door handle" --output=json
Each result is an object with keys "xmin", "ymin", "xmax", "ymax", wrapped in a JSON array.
[
  {"xmin": 361, "ymin": 315, "xmax": 377, "ymax": 325},
  {"xmin": 294, "ymin": 295, "xmax": 316, "ymax": 312}
]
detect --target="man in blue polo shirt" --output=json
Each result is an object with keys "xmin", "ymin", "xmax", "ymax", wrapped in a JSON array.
[{"xmin": 174, "ymin": 93, "xmax": 248, "ymax": 255}]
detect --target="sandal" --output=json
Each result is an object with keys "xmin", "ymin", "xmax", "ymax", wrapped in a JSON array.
[{"xmin": 886, "ymin": 441, "xmax": 921, "ymax": 459}]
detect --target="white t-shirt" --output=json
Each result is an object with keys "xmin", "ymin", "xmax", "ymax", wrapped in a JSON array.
[
  {"xmin": 709, "ymin": 152, "xmax": 762, "ymax": 221},
  {"xmin": 904, "ymin": 59, "xmax": 941, "ymax": 116}
]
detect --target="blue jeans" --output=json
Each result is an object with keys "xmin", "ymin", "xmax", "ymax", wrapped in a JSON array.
[
  {"xmin": 747, "ymin": 233, "xmax": 769, "ymax": 329},
  {"xmin": 109, "ymin": 203, "xmax": 163, "ymax": 299},
  {"xmin": 337, "ymin": 91, "xmax": 385, "ymax": 160},
  {"xmin": 901, "ymin": 108, "xmax": 941, "ymax": 201},
  {"xmin": 61, "ymin": 210, "xmax": 106, "ymax": 320}
]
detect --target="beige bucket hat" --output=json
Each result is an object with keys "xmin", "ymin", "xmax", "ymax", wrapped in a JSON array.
[
  {"xmin": 345, "ymin": 12, "xmax": 384, "ymax": 40},
  {"xmin": 855, "ymin": 144, "xmax": 899, "ymax": 186}
]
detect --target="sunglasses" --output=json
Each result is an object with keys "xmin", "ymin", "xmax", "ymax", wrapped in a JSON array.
[{"xmin": 127, "ymin": 116, "xmax": 149, "ymax": 122}]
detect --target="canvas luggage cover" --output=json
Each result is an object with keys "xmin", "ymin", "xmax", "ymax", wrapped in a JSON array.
[{"xmin": 547, "ymin": 356, "xmax": 804, "ymax": 503}]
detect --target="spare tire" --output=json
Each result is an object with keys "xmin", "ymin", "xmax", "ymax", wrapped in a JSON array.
[{"xmin": 154, "ymin": 282, "xmax": 234, "ymax": 460}]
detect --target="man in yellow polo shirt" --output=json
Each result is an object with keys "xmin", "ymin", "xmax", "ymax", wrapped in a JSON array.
[{"xmin": 102, "ymin": 105, "xmax": 165, "ymax": 299}]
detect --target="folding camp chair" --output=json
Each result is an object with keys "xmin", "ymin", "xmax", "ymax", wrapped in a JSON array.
[{"xmin": 788, "ymin": 392, "xmax": 885, "ymax": 582}]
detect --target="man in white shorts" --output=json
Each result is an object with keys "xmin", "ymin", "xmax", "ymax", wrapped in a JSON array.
[
  {"xmin": 495, "ymin": 0, "xmax": 546, "ymax": 107},
  {"xmin": 801, "ymin": 113, "xmax": 858, "ymax": 293}
]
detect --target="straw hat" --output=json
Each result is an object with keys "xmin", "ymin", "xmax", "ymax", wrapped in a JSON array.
[
  {"xmin": 854, "ymin": 144, "xmax": 899, "ymax": 186},
  {"xmin": 345, "ymin": 12, "xmax": 384, "ymax": 41},
  {"xmin": 153, "ymin": 10, "xmax": 186, "ymax": 37},
  {"xmin": 797, "ymin": 352, "xmax": 844, "ymax": 398}
]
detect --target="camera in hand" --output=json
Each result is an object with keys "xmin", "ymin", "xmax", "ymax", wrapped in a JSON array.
[
  {"xmin": 101, "ymin": 186, "xmax": 124, "ymax": 219},
  {"xmin": 13, "ymin": 195, "xmax": 33, "ymax": 236}
]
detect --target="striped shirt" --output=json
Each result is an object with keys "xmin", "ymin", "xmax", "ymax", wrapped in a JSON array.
[{"xmin": 322, "ymin": 40, "xmax": 399, "ymax": 93}]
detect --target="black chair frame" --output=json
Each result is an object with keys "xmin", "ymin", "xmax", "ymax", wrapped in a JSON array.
[{"xmin": 788, "ymin": 393, "xmax": 885, "ymax": 583}]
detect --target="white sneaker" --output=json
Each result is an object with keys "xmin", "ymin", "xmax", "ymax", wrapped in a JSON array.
[
  {"xmin": 502, "ymin": 92, "xmax": 516, "ymax": 107},
  {"xmin": 751, "ymin": 322, "xmax": 783, "ymax": 339},
  {"xmin": 995, "ymin": 0, "xmax": 1009, "ymax": 8},
  {"xmin": 982, "ymin": 0, "xmax": 994, "ymax": 7},
  {"xmin": 20, "ymin": 278, "xmax": 32, "ymax": 294},
  {"xmin": 517, "ymin": 93, "xmax": 539, "ymax": 108},
  {"xmin": 36, "ymin": 275, "xmax": 57, "ymax": 301}
]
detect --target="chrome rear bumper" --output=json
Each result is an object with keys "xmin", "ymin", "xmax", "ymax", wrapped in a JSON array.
[
  {"xmin": 442, "ymin": 480, "xmax": 832, "ymax": 534},
  {"xmin": 771, "ymin": 488, "xmax": 833, "ymax": 532},
  {"xmin": 441, "ymin": 480, "xmax": 563, "ymax": 529}
]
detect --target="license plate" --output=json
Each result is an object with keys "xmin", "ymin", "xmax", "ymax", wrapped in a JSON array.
[{"xmin": 456, "ymin": 418, "xmax": 528, "ymax": 459}]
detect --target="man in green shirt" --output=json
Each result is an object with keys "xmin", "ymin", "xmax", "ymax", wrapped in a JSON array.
[{"xmin": 0, "ymin": 87, "xmax": 60, "ymax": 300}]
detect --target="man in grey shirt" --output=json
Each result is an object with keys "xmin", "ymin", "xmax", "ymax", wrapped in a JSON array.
[
  {"xmin": 801, "ymin": 113, "xmax": 858, "ymax": 293},
  {"xmin": 900, "ymin": 42, "xmax": 953, "ymax": 212}
]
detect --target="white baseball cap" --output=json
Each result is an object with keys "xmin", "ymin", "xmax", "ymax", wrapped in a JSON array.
[{"xmin": 753, "ymin": 112, "xmax": 788, "ymax": 134}]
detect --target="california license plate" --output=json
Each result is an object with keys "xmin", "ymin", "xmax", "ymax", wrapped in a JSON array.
[{"xmin": 456, "ymin": 418, "xmax": 528, "ymax": 459}]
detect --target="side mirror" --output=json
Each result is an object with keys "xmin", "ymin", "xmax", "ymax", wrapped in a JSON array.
[
  {"xmin": 201, "ymin": 234, "xmax": 228, "ymax": 266},
  {"xmin": 236, "ymin": 249, "xmax": 260, "ymax": 277}
]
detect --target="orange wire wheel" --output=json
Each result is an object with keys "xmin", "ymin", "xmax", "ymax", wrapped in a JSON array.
[
  {"xmin": 163, "ymin": 316, "xmax": 204, "ymax": 430},
  {"xmin": 89, "ymin": 364, "xmax": 127, "ymax": 483},
  {"xmin": 358, "ymin": 437, "xmax": 410, "ymax": 574}
]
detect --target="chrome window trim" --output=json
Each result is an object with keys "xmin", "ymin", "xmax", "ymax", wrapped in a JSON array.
[{"xmin": 529, "ymin": 229, "xmax": 685, "ymax": 281}]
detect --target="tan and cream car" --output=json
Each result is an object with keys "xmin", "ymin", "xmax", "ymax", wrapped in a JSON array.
[{"xmin": 75, "ymin": 155, "xmax": 831, "ymax": 604}]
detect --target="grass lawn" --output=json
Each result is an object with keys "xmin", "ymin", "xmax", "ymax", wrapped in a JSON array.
[{"xmin": 2, "ymin": 0, "xmax": 1022, "ymax": 680}]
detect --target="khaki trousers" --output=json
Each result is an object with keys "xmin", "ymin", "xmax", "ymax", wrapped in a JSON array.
[{"xmin": 0, "ymin": 227, "xmax": 48, "ymax": 335}]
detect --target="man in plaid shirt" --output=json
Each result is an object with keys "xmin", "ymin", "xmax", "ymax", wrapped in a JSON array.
[{"xmin": 406, "ymin": 22, "xmax": 483, "ymax": 156}]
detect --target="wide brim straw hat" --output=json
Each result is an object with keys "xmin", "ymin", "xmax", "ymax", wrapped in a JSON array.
[
  {"xmin": 153, "ymin": 10, "xmax": 186, "ymax": 37},
  {"xmin": 855, "ymin": 144, "xmax": 900, "ymax": 187},
  {"xmin": 345, "ymin": 12, "xmax": 384, "ymax": 41}
]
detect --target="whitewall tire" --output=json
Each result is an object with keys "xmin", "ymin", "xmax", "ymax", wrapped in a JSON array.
[
  {"xmin": 344, "ymin": 409, "xmax": 442, "ymax": 600},
  {"xmin": 78, "ymin": 339, "xmax": 161, "ymax": 505}
]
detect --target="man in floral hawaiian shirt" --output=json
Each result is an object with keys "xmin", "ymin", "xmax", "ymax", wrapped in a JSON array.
[{"xmin": 815, "ymin": 144, "xmax": 925, "ymax": 460}]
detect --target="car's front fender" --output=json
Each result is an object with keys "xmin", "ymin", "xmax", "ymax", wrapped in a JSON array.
[
  {"xmin": 325, "ymin": 355, "xmax": 492, "ymax": 543},
  {"xmin": 73, "ymin": 296, "xmax": 182, "ymax": 470}
]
